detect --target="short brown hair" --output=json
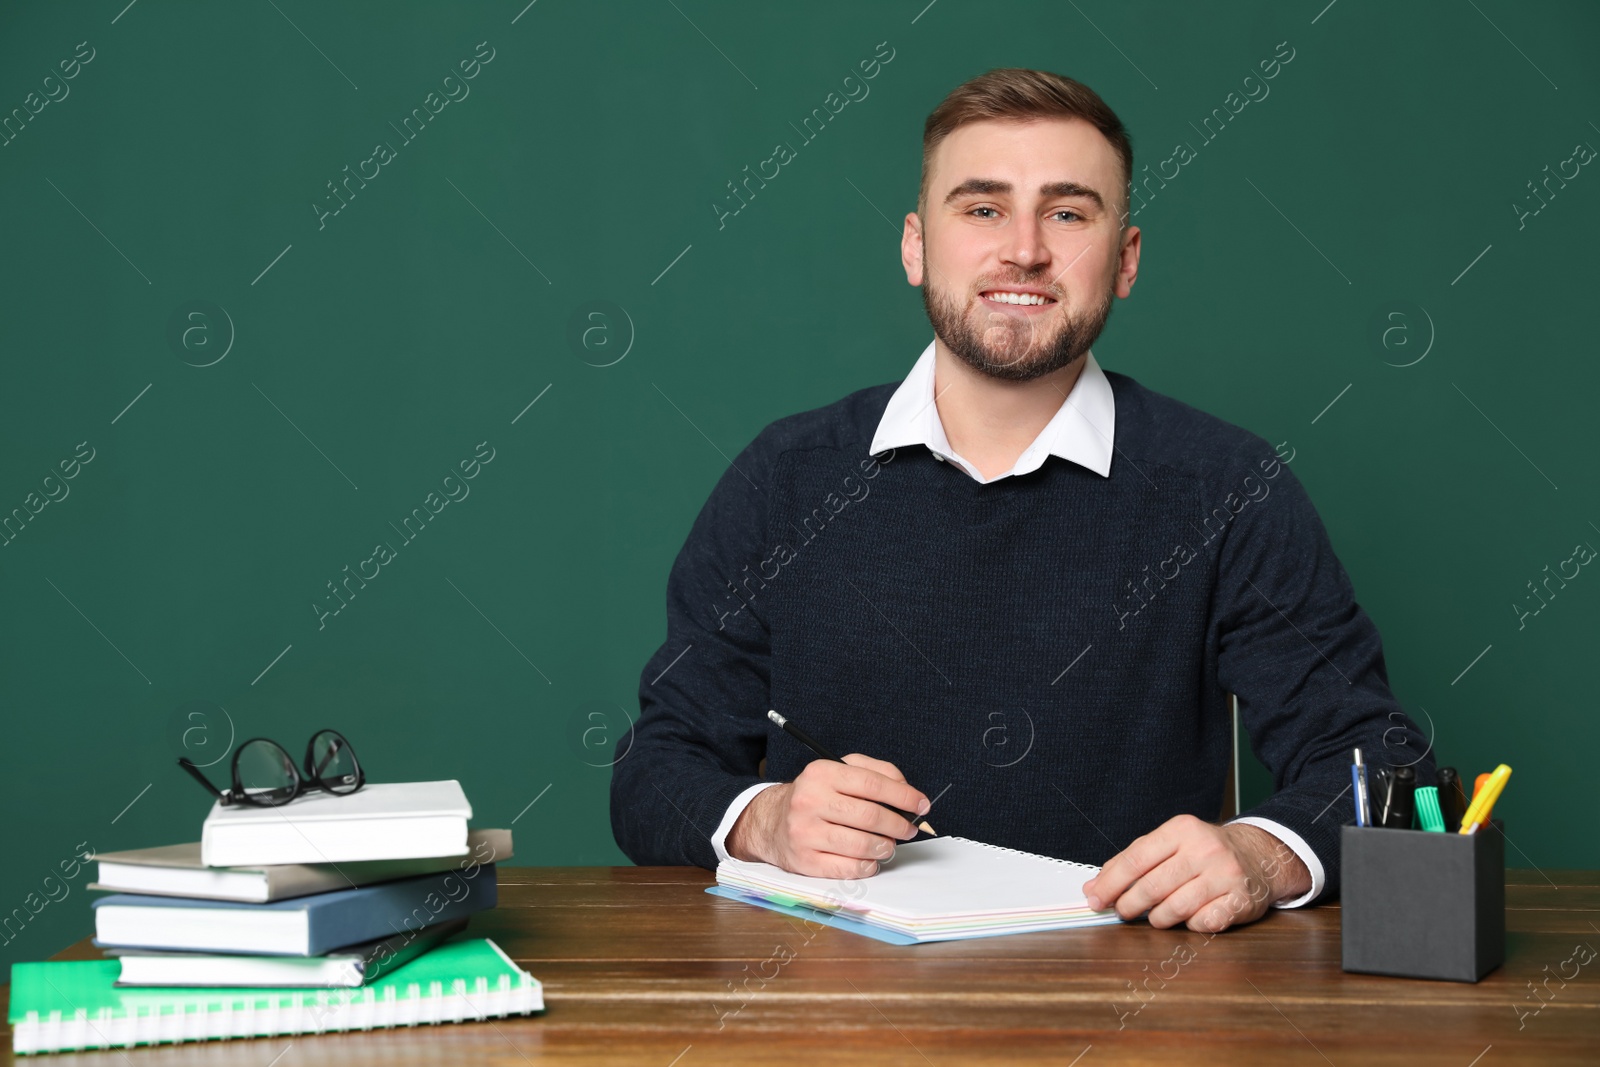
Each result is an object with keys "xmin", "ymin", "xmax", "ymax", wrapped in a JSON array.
[{"xmin": 919, "ymin": 68, "xmax": 1134, "ymax": 225}]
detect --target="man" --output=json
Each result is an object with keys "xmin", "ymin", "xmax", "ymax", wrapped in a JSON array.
[{"xmin": 611, "ymin": 68, "xmax": 1430, "ymax": 933}]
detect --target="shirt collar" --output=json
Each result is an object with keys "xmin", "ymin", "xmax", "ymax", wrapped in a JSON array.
[{"xmin": 868, "ymin": 339, "xmax": 1116, "ymax": 481}]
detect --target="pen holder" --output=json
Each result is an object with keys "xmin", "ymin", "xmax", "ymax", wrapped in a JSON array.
[{"xmin": 1340, "ymin": 820, "xmax": 1505, "ymax": 982}]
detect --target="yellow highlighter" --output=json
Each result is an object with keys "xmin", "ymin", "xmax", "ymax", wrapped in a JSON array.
[{"xmin": 1459, "ymin": 763, "xmax": 1511, "ymax": 834}]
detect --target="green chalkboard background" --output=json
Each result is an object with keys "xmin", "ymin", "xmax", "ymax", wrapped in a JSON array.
[{"xmin": 2, "ymin": 0, "xmax": 1596, "ymax": 968}]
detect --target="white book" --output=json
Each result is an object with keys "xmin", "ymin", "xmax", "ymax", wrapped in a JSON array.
[
  {"xmin": 200, "ymin": 780, "xmax": 471, "ymax": 867},
  {"xmin": 119, "ymin": 950, "xmax": 368, "ymax": 988},
  {"xmin": 108, "ymin": 918, "xmax": 469, "ymax": 988},
  {"xmin": 717, "ymin": 836, "xmax": 1124, "ymax": 941}
]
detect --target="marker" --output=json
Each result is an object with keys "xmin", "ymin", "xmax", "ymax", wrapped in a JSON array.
[
  {"xmin": 1414, "ymin": 786, "xmax": 1446, "ymax": 832},
  {"xmin": 1437, "ymin": 767, "xmax": 1469, "ymax": 829},
  {"xmin": 766, "ymin": 710, "xmax": 936, "ymax": 836},
  {"xmin": 1460, "ymin": 764, "xmax": 1512, "ymax": 834}
]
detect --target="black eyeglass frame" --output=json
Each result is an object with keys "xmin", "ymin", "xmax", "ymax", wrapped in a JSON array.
[{"xmin": 177, "ymin": 728, "xmax": 365, "ymax": 807}]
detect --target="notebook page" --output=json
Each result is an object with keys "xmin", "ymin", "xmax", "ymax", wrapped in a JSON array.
[{"xmin": 719, "ymin": 836, "xmax": 1103, "ymax": 922}]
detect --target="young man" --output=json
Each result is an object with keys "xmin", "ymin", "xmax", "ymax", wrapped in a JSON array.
[{"xmin": 611, "ymin": 68, "xmax": 1430, "ymax": 933}]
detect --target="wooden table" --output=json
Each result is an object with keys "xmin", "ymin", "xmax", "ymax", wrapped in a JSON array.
[{"xmin": 6, "ymin": 866, "xmax": 1597, "ymax": 1065}]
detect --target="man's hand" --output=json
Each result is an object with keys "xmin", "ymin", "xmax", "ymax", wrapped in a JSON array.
[
  {"xmin": 1082, "ymin": 816, "xmax": 1311, "ymax": 933},
  {"xmin": 725, "ymin": 754, "xmax": 930, "ymax": 879}
]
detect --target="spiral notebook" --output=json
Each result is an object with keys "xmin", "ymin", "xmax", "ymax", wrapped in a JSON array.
[
  {"xmin": 711, "ymin": 836, "xmax": 1123, "ymax": 943},
  {"xmin": 8, "ymin": 937, "xmax": 542, "ymax": 1056}
]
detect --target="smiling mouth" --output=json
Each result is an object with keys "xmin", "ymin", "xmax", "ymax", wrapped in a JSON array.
[{"xmin": 979, "ymin": 289, "xmax": 1057, "ymax": 309}]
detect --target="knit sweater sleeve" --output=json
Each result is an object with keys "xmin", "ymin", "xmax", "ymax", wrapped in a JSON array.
[
  {"xmin": 1211, "ymin": 439, "xmax": 1432, "ymax": 903},
  {"xmin": 609, "ymin": 430, "xmax": 777, "ymax": 868}
]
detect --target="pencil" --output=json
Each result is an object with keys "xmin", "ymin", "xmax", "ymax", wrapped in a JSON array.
[{"xmin": 766, "ymin": 710, "xmax": 936, "ymax": 836}]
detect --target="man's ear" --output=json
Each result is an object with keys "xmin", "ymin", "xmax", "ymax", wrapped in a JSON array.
[
  {"xmin": 900, "ymin": 212, "xmax": 924, "ymax": 286},
  {"xmin": 1113, "ymin": 224, "xmax": 1141, "ymax": 299}
]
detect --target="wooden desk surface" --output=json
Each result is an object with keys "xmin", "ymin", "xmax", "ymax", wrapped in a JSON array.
[{"xmin": 5, "ymin": 866, "xmax": 1597, "ymax": 1065}]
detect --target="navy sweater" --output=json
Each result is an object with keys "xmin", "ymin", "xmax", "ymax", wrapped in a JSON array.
[{"xmin": 610, "ymin": 369, "xmax": 1430, "ymax": 903}]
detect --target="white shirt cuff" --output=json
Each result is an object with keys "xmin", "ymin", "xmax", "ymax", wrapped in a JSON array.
[
  {"xmin": 1228, "ymin": 816, "xmax": 1325, "ymax": 908},
  {"xmin": 710, "ymin": 782, "xmax": 781, "ymax": 863}
]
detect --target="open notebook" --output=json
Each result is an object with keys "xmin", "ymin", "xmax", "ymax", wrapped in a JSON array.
[{"xmin": 712, "ymin": 836, "xmax": 1123, "ymax": 943}]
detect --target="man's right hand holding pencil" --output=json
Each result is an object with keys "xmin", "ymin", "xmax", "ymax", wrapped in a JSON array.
[{"xmin": 725, "ymin": 754, "xmax": 932, "ymax": 878}]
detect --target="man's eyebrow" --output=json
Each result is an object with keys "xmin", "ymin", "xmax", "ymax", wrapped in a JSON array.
[{"xmin": 942, "ymin": 178, "xmax": 1105, "ymax": 212}]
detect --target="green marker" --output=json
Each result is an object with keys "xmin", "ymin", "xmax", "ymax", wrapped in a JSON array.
[{"xmin": 1414, "ymin": 786, "xmax": 1446, "ymax": 832}]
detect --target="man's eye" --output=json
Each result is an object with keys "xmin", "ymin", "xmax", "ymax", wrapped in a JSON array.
[
  {"xmin": 969, "ymin": 206, "xmax": 999, "ymax": 219},
  {"xmin": 1052, "ymin": 210, "xmax": 1083, "ymax": 222}
]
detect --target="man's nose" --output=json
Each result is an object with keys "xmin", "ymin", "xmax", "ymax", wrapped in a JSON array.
[{"xmin": 1000, "ymin": 211, "xmax": 1049, "ymax": 272}]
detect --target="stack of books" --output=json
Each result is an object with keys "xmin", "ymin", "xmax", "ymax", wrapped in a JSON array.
[{"xmin": 9, "ymin": 780, "xmax": 543, "ymax": 1055}]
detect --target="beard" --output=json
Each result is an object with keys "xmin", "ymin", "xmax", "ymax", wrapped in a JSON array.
[{"xmin": 921, "ymin": 256, "xmax": 1115, "ymax": 383}]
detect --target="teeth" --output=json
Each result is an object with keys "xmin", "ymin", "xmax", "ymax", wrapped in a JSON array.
[{"xmin": 984, "ymin": 291, "xmax": 1051, "ymax": 305}]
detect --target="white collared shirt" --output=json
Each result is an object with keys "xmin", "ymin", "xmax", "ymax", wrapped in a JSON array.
[
  {"xmin": 711, "ymin": 339, "xmax": 1325, "ymax": 909},
  {"xmin": 867, "ymin": 339, "xmax": 1116, "ymax": 481}
]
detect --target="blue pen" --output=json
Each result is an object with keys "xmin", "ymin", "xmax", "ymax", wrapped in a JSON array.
[{"xmin": 1351, "ymin": 747, "xmax": 1371, "ymax": 827}]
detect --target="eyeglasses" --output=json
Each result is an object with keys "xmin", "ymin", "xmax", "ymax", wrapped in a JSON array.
[{"xmin": 178, "ymin": 729, "xmax": 365, "ymax": 807}]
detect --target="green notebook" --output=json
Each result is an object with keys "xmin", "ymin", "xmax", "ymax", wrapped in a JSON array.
[{"xmin": 9, "ymin": 937, "xmax": 542, "ymax": 1056}]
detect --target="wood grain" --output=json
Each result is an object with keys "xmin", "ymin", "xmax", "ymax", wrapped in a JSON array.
[{"xmin": 5, "ymin": 866, "xmax": 1597, "ymax": 1065}]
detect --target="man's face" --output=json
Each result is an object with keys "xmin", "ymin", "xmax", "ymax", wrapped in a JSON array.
[{"xmin": 903, "ymin": 116, "xmax": 1139, "ymax": 382}]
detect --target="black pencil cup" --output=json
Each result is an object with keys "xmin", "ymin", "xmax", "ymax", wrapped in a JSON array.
[{"xmin": 1340, "ymin": 820, "xmax": 1505, "ymax": 982}]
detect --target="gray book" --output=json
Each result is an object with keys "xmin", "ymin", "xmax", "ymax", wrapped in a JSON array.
[{"xmin": 89, "ymin": 828, "xmax": 511, "ymax": 903}]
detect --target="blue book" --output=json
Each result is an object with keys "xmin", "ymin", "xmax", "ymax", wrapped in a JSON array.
[{"xmin": 91, "ymin": 864, "xmax": 496, "ymax": 956}]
